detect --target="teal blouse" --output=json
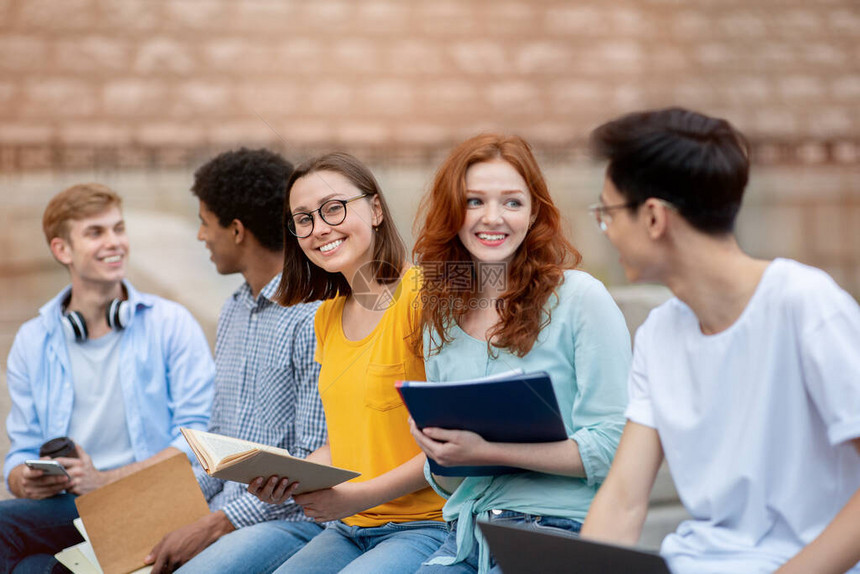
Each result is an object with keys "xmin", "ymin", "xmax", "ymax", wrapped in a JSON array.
[{"xmin": 423, "ymin": 270, "xmax": 631, "ymax": 573}]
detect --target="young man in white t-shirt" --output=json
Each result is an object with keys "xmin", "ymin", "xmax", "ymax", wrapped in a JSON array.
[{"xmin": 581, "ymin": 107, "xmax": 860, "ymax": 574}]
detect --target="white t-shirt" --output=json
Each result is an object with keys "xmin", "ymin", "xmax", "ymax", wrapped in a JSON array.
[
  {"xmin": 627, "ymin": 258, "xmax": 860, "ymax": 574},
  {"xmin": 65, "ymin": 329, "xmax": 136, "ymax": 470}
]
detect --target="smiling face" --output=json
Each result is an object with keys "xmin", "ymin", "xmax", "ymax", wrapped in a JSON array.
[
  {"xmin": 197, "ymin": 199, "xmax": 240, "ymax": 275},
  {"xmin": 289, "ymin": 170, "xmax": 381, "ymax": 284},
  {"xmin": 53, "ymin": 206, "xmax": 129, "ymax": 288},
  {"xmin": 457, "ymin": 158, "xmax": 534, "ymax": 266}
]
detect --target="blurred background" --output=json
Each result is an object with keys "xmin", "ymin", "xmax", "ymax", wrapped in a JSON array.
[{"xmin": 1, "ymin": 0, "xmax": 858, "ymax": 544}]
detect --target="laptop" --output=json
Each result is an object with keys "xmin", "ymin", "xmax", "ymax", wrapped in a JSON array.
[{"xmin": 479, "ymin": 521, "xmax": 672, "ymax": 574}]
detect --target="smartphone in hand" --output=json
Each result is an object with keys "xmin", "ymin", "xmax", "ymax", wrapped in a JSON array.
[{"xmin": 25, "ymin": 459, "xmax": 71, "ymax": 479}]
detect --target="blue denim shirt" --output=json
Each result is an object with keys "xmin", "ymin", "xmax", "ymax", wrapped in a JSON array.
[{"xmin": 4, "ymin": 281, "xmax": 215, "ymax": 485}]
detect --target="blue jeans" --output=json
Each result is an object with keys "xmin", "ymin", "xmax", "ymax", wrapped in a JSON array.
[
  {"xmin": 415, "ymin": 510, "xmax": 582, "ymax": 574},
  {"xmin": 0, "ymin": 494, "xmax": 81, "ymax": 574},
  {"xmin": 176, "ymin": 520, "xmax": 323, "ymax": 574},
  {"xmin": 273, "ymin": 520, "xmax": 448, "ymax": 574}
]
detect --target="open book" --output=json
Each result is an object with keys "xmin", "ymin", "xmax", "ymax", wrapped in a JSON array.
[
  {"xmin": 181, "ymin": 428, "xmax": 360, "ymax": 493},
  {"xmin": 396, "ymin": 370, "xmax": 568, "ymax": 476}
]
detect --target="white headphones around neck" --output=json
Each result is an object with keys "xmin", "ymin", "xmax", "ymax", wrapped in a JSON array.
[{"xmin": 62, "ymin": 296, "xmax": 131, "ymax": 343}]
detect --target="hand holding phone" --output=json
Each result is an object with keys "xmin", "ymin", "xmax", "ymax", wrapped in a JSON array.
[{"xmin": 25, "ymin": 459, "xmax": 71, "ymax": 480}]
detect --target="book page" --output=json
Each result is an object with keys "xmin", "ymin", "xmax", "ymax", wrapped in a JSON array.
[
  {"xmin": 181, "ymin": 430, "xmax": 358, "ymax": 491},
  {"xmin": 73, "ymin": 518, "xmax": 89, "ymax": 541},
  {"xmin": 401, "ymin": 368, "xmax": 525, "ymax": 387},
  {"xmin": 55, "ymin": 543, "xmax": 101, "ymax": 574},
  {"xmin": 258, "ymin": 443, "xmax": 292, "ymax": 457},
  {"xmin": 192, "ymin": 430, "xmax": 259, "ymax": 464}
]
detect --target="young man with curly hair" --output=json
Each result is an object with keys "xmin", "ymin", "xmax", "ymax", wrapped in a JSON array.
[{"xmin": 145, "ymin": 148, "xmax": 327, "ymax": 574}]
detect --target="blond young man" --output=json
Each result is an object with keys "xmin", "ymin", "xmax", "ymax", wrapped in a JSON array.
[{"xmin": 1, "ymin": 184, "xmax": 214, "ymax": 573}]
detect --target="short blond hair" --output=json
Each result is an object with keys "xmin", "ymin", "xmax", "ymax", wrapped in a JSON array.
[{"xmin": 42, "ymin": 183, "xmax": 123, "ymax": 244}]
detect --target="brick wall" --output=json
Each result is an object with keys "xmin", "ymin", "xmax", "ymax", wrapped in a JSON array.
[
  {"xmin": 1, "ymin": 0, "xmax": 858, "ymax": 291},
  {"xmin": 1, "ymin": 0, "xmax": 858, "ymax": 160}
]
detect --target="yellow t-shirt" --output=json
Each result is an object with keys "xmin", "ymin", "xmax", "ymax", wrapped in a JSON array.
[{"xmin": 314, "ymin": 266, "xmax": 444, "ymax": 526}]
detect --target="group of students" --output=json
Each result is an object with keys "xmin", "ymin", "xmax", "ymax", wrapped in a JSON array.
[
  {"xmin": 2, "ymin": 106, "xmax": 859, "ymax": 574},
  {"xmin": 240, "ymin": 134, "xmax": 632, "ymax": 574}
]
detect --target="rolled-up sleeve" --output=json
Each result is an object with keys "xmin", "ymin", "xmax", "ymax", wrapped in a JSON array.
[{"xmin": 569, "ymin": 282, "xmax": 631, "ymax": 486}]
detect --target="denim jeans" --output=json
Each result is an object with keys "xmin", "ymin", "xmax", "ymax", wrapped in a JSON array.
[
  {"xmin": 415, "ymin": 510, "xmax": 582, "ymax": 574},
  {"xmin": 176, "ymin": 520, "xmax": 323, "ymax": 574},
  {"xmin": 273, "ymin": 519, "xmax": 448, "ymax": 574},
  {"xmin": 0, "ymin": 493, "xmax": 81, "ymax": 574}
]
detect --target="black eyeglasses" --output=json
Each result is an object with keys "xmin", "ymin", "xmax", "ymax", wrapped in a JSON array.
[{"xmin": 287, "ymin": 193, "xmax": 369, "ymax": 238}]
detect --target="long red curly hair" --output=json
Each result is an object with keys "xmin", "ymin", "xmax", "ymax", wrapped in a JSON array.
[{"xmin": 413, "ymin": 134, "xmax": 581, "ymax": 357}]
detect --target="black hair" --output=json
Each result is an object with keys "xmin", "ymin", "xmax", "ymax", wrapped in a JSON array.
[
  {"xmin": 590, "ymin": 107, "xmax": 750, "ymax": 235},
  {"xmin": 191, "ymin": 148, "xmax": 294, "ymax": 251}
]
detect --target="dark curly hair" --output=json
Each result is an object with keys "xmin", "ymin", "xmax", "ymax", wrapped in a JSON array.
[{"xmin": 191, "ymin": 148, "xmax": 294, "ymax": 252}]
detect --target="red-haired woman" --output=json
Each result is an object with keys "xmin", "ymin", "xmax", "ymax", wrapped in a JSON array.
[{"xmin": 410, "ymin": 134, "xmax": 631, "ymax": 574}]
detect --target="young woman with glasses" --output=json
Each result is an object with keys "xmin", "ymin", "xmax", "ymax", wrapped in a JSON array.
[
  {"xmin": 247, "ymin": 152, "xmax": 446, "ymax": 573},
  {"xmin": 409, "ymin": 134, "xmax": 632, "ymax": 574}
]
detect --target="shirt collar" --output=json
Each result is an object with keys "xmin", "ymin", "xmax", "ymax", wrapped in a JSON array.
[{"xmin": 233, "ymin": 273, "xmax": 283, "ymax": 310}]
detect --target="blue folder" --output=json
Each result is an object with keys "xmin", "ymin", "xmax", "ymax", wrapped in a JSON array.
[{"xmin": 396, "ymin": 371, "xmax": 567, "ymax": 476}]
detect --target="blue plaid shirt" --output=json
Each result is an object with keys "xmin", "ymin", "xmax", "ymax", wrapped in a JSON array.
[{"xmin": 195, "ymin": 274, "xmax": 326, "ymax": 528}]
